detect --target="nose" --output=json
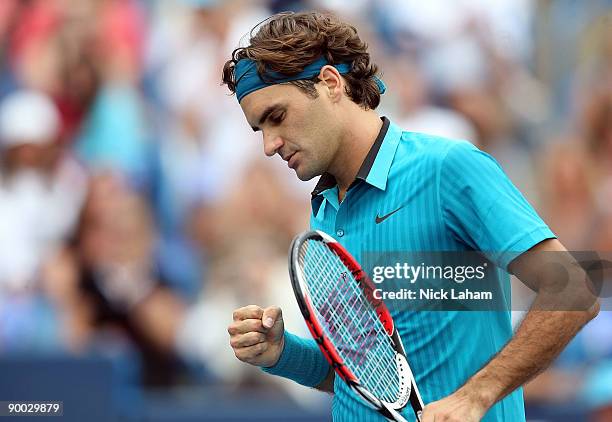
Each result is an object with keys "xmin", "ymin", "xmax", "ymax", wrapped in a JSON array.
[{"xmin": 263, "ymin": 131, "xmax": 284, "ymax": 157}]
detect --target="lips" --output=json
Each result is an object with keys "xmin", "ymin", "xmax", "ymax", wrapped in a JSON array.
[{"xmin": 285, "ymin": 152, "xmax": 298, "ymax": 169}]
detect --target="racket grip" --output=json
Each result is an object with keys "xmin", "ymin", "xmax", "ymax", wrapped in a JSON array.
[{"xmin": 381, "ymin": 404, "xmax": 409, "ymax": 422}]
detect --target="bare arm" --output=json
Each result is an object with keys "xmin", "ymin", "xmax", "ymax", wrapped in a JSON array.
[{"xmin": 422, "ymin": 239, "xmax": 600, "ymax": 421}]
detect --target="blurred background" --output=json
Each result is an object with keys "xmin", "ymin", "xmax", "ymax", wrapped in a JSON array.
[{"xmin": 0, "ymin": 0, "xmax": 610, "ymax": 421}]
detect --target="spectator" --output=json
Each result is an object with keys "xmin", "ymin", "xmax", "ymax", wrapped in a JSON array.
[{"xmin": 0, "ymin": 89, "xmax": 87, "ymax": 351}]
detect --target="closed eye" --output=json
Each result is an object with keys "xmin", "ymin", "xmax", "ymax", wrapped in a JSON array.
[
  {"xmin": 250, "ymin": 104, "xmax": 286, "ymax": 132},
  {"xmin": 269, "ymin": 111, "xmax": 285, "ymax": 125}
]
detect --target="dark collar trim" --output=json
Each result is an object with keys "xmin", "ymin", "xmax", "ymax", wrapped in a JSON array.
[{"xmin": 311, "ymin": 116, "xmax": 390, "ymax": 198}]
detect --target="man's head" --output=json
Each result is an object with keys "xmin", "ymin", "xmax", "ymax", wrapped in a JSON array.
[
  {"xmin": 221, "ymin": 11, "xmax": 383, "ymax": 180},
  {"xmin": 0, "ymin": 90, "xmax": 60, "ymax": 172}
]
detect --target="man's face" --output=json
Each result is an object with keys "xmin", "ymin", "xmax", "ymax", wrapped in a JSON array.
[{"xmin": 240, "ymin": 83, "xmax": 341, "ymax": 181}]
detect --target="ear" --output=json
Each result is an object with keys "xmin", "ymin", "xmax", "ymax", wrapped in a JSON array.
[{"xmin": 318, "ymin": 65, "xmax": 343, "ymax": 103}]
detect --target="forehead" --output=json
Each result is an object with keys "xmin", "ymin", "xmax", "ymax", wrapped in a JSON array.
[{"xmin": 240, "ymin": 84, "xmax": 311, "ymax": 125}]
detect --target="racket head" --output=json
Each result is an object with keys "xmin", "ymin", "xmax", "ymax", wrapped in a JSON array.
[{"xmin": 288, "ymin": 230, "xmax": 415, "ymax": 412}]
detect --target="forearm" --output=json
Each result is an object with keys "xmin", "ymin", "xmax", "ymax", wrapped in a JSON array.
[
  {"xmin": 419, "ymin": 242, "xmax": 600, "ymax": 421},
  {"xmin": 458, "ymin": 305, "xmax": 598, "ymax": 409},
  {"xmin": 458, "ymin": 239, "xmax": 601, "ymax": 410}
]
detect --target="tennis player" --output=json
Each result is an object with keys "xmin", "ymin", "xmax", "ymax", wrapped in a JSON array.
[{"xmin": 223, "ymin": 12, "xmax": 599, "ymax": 422}]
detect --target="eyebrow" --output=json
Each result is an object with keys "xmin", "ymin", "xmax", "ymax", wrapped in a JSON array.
[{"xmin": 250, "ymin": 104, "xmax": 284, "ymax": 132}]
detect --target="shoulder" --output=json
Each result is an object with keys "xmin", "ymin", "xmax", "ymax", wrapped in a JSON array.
[{"xmin": 393, "ymin": 129, "xmax": 478, "ymax": 169}]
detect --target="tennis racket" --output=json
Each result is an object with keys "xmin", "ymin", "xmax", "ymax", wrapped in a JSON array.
[{"xmin": 289, "ymin": 230, "xmax": 424, "ymax": 422}]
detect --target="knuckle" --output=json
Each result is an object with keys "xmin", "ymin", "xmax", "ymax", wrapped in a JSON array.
[
  {"xmin": 243, "ymin": 332, "xmax": 261, "ymax": 346},
  {"xmin": 256, "ymin": 342, "xmax": 268, "ymax": 353},
  {"xmin": 234, "ymin": 348, "xmax": 250, "ymax": 361},
  {"xmin": 247, "ymin": 330, "xmax": 259, "ymax": 338},
  {"xmin": 249, "ymin": 320, "xmax": 264, "ymax": 333},
  {"xmin": 242, "ymin": 321, "xmax": 257, "ymax": 334},
  {"xmin": 246, "ymin": 304, "xmax": 261, "ymax": 313}
]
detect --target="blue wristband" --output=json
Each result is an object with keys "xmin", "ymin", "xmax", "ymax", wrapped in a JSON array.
[{"xmin": 261, "ymin": 331, "xmax": 331, "ymax": 387}]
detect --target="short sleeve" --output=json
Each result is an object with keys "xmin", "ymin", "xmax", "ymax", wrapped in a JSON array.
[{"xmin": 439, "ymin": 141, "xmax": 556, "ymax": 269}]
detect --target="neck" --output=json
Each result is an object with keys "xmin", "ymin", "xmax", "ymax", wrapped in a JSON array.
[{"xmin": 329, "ymin": 109, "xmax": 383, "ymax": 198}]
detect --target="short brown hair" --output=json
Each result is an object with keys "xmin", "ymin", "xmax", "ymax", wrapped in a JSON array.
[{"xmin": 222, "ymin": 11, "xmax": 381, "ymax": 110}]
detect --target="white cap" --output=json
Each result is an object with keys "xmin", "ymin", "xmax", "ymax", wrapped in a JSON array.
[{"xmin": 0, "ymin": 90, "xmax": 60, "ymax": 147}]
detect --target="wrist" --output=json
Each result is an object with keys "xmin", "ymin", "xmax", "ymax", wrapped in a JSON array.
[
  {"xmin": 267, "ymin": 333, "xmax": 285, "ymax": 368},
  {"xmin": 456, "ymin": 379, "xmax": 499, "ymax": 412}
]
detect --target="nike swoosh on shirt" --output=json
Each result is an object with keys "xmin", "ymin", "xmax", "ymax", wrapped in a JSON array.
[{"xmin": 375, "ymin": 206, "xmax": 404, "ymax": 224}]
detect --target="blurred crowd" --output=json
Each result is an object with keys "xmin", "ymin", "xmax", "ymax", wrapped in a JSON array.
[{"xmin": 0, "ymin": 0, "xmax": 610, "ymax": 420}]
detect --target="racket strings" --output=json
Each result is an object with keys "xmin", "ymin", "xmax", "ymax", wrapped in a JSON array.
[
  {"xmin": 298, "ymin": 240, "xmax": 401, "ymax": 403},
  {"xmin": 300, "ymin": 243, "xmax": 398, "ymax": 397}
]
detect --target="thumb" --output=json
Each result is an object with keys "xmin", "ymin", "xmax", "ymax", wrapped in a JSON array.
[{"xmin": 262, "ymin": 306, "xmax": 283, "ymax": 329}]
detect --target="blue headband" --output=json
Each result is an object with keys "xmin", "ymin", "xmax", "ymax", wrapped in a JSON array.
[{"xmin": 234, "ymin": 56, "xmax": 386, "ymax": 103}]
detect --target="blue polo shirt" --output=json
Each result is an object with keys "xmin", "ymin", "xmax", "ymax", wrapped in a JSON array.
[{"xmin": 309, "ymin": 117, "xmax": 555, "ymax": 421}]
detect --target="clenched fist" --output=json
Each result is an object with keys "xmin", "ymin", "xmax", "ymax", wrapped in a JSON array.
[{"xmin": 228, "ymin": 305, "xmax": 285, "ymax": 367}]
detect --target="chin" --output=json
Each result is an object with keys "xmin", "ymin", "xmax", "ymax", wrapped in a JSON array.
[
  {"xmin": 295, "ymin": 166, "xmax": 320, "ymax": 182},
  {"xmin": 295, "ymin": 171, "xmax": 316, "ymax": 181}
]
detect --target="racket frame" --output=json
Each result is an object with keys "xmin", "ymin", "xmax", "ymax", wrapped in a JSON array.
[{"xmin": 289, "ymin": 230, "xmax": 424, "ymax": 422}]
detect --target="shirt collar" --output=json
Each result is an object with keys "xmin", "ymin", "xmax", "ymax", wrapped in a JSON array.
[{"xmin": 311, "ymin": 116, "xmax": 402, "ymax": 198}]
